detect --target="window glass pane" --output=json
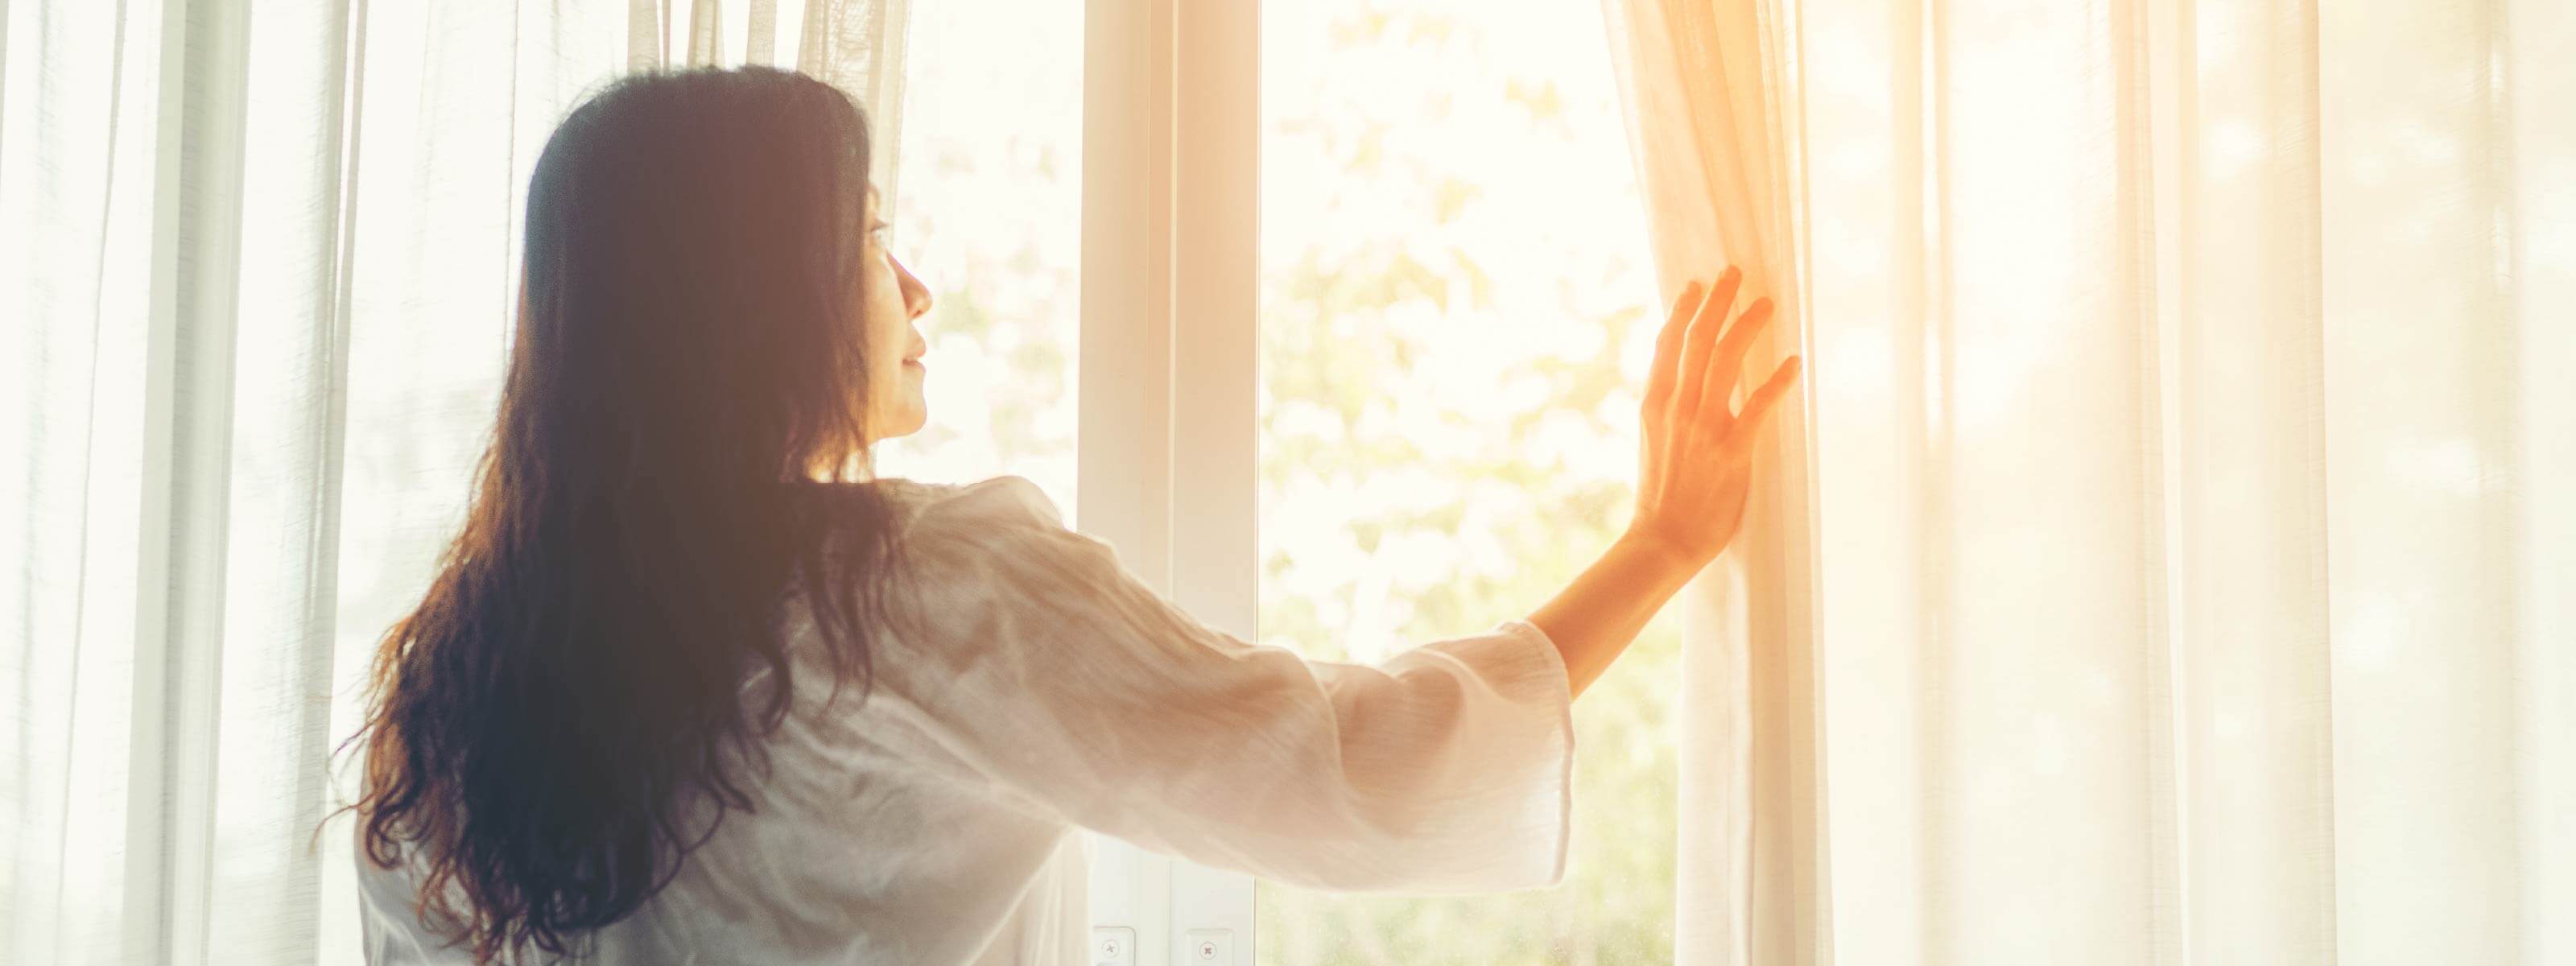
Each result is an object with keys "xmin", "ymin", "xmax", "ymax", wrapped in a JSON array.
[
  {"xmin": 872, "ymin": 0, "xmax": 1082, "ymax": 514},
  {"xmin": 1256, "ymin": 1, "xmax": 1671, "ymax": 962}
]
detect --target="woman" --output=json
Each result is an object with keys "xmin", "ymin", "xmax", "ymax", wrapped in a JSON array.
[{"xmin": 347, "ymin": 66, "xmax": 1799, "ymax": 964}]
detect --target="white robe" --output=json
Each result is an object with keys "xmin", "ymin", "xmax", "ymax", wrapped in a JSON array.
[{"xmin": 358, "ymin": 475, "xmax": 1575, "ymax": 964}]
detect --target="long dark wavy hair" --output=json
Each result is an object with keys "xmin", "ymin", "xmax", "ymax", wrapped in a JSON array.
[{"xmin": 337, "ymin": 67, "xmax": 915, "ymax": 962}]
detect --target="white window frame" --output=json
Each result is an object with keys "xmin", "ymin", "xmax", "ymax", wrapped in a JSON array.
[{"xmin": 1076, "ymin": 0, "xmax": 1262, "ymax": 962}]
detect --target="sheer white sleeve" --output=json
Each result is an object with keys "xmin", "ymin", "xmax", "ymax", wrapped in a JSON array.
[{"xmin": 873, "ymin": 476, "xmax": 1575, "ymax": 894}]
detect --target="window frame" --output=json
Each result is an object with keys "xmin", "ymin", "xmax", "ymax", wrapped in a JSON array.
[{"xmin": 1076, "ymin": 0, "xmax": 1264, "ymax": 961}]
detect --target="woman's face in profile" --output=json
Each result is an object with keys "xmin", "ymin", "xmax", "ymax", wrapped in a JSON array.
[{"xmin": 859, "ymin": 185, "xmax": 933, "ymax": 441}]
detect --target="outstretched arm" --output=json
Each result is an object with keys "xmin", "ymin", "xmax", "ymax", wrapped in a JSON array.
[{"xmin": 1527, "ymin": 265, "xmax": 1802, "ymax": 700}]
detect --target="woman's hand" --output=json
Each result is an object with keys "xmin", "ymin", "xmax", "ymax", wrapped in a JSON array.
[{"xmin": 1626, "ymin": 265, "xmax": 1802, "ymax": 570}]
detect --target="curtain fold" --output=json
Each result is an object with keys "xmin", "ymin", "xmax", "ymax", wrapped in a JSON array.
[
  {"xmin": 1602, "ymin": 0, "xmax": 2576, "ymax": 962},
  {"xmin": 1597, "ymin": 0, "xmax": 1827, "ymax": 962},
  {"xmin": 798, "ymin": 0, "xmax": 911, "ymax": 213},
  {"xmin": 0, "ymin": 2, "xmax": 913, "ymax": 962}
]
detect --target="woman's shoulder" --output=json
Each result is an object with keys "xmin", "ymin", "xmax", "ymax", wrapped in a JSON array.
[
  {"xmin": 846, "ymin": 475, "xmax": 1107, "ymax": 621},
  {"xmin": 860, "ymin": 474, "xmax": 1068, "ymax": 535}
]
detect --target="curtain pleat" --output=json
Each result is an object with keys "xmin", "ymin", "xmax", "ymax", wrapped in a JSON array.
[
  {"xmin": 1606, "ymin": 0, "xmax": 2575, "ymax": 962},
  {"xmin": 1598, "ymin": 0, "xmax": 1825, "ymax": 961},
  {"xmin": 2, "ymin": 0, "xmax": 187, "ymax": 960},
  {"xmin": 174, "ymin": 1, "xmax": 369, "ymax": 960},
  {"xmin": 796, "ymin": 0, "xmax": 910, "ymax": 213},
  {"xmin": 2317, "ymin": 1, "xmax": 2551, "ymax": 959},
  {"xmin": 2502, "ymin": 9, "xmax": 2576, "ymax": 961},
  {"xmin": 687, "ymin": 0, "xmax": 721, "ymax": 65},
  {"xmin": 628, "ymin": 0, "xmax": 662, "ymax": 69},
  {"xmin": 745, "ymin": 0, "xmax": 776, "ymax": 65},
  {"xmin": 2153, "ymin": 0, "xmax": 2341, "ymax": 959}
]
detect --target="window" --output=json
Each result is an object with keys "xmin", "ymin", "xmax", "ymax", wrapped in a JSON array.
[
  {"xmin": 871, "ymin": 0, "xmax": 1082, "ymax": 513},
  {"xmin": 1255, "ymin": 0, "xmax": 1674, "ymax": 962}
]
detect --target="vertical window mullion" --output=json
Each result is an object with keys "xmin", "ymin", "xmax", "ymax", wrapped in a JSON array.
[
  {"xmin": 1166, "ymin": 0, "xmax": 1262, "ymax": 956},
  {"xmin": 1079, "ymin": 0, "xmax": 1261, "ymax": 960}
]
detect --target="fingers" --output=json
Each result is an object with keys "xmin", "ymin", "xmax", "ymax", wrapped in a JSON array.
[
  {"xmin": 1694, "ymin": 295, "xmax": 1775, "ymax": 427},
  {"xmin": 1732, "ymin": 355, "xmax": 1803, "ymax": 442},
  {"xmin": 1672, "ymin": 266, "xmax": 1744, "ymax": 419},
  {"xmin": 1711, "ymin": 297, "xmax": 1774, "ymax": 399},
  {"xmin": 1641, "ymin": 279, "xmax": 1703, "ymax": 414}
]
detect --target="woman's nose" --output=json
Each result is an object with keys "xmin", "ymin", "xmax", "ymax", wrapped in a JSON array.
[{"xmin": 894, "ymin": 255, "xmax": 934, "ymax": 320}]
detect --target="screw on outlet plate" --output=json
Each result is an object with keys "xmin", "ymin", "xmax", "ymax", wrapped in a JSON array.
[
  {"xmin": 1182, "ymin": 928, "xmax": 1233, "ymax": 964},
  {"xmin": 1090, "ymin": 927, "xmax": 1135, "ymax": 966}
]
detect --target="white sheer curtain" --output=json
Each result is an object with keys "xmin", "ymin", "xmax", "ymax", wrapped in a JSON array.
[
  {"xmin": 1601, "ymin": 0, "xmax": 2575, "ymax": 963},
  {"xmin": 0, "ymin": 2, "xmax": 909, "ymax": 962},
  {"xmin": 1596, "ymin": 1, "xmax": 1826, "ymax": 962}
]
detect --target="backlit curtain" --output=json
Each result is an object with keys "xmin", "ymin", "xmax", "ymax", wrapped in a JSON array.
[
  {"xmin": 1597, "ymin": 0, "xmax": 1825, "ymax": 961},
  {"xmin": 0, "ymin": 2, "xmax": 909, "ymax": 962},
  {"xmin": 1600, "ymin": 0, "xmax": 2574, "ymax": 962}
]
